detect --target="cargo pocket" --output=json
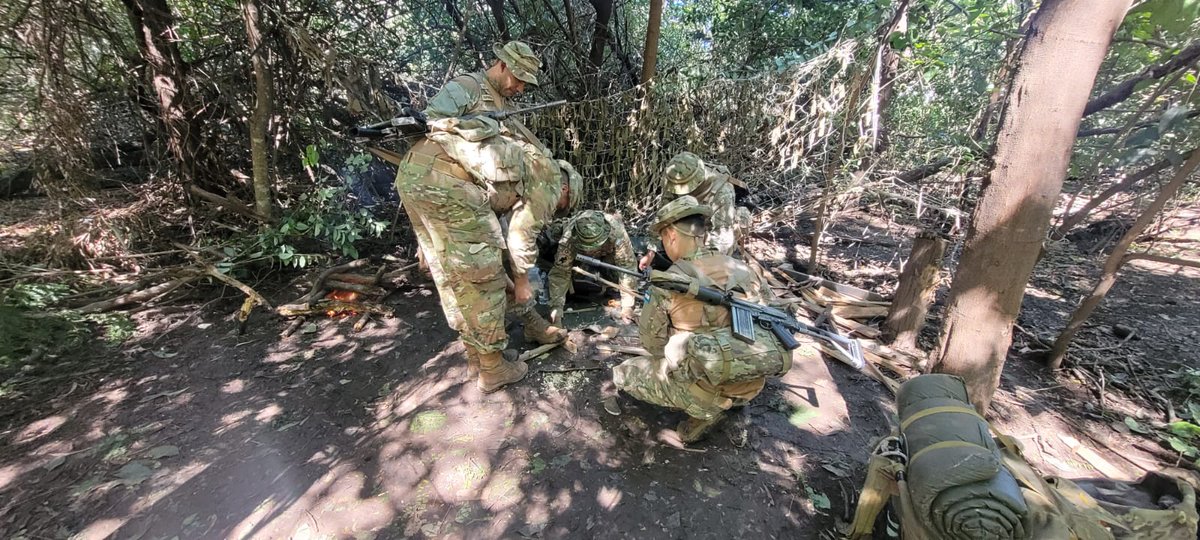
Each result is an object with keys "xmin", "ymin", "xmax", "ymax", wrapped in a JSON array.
[{"xmin": 444, "ymin": 240, "xmax": 505, "ymax": 290}]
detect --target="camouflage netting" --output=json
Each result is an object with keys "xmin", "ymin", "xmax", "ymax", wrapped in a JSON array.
[{"xmin": 529, "ymin": 40, "xmax": 871, "ymax": 222}]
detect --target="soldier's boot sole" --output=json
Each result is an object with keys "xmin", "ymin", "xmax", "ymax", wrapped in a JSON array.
[
  {"xmin": 676, "ymin": 413, "xmax": 727, "ymax": 444},
  {"xmin": 477, "ymin": 350, "xmax": 528, "ymax": 393}
]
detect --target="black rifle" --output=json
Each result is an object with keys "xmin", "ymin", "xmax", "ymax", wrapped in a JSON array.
[
  {"xmin": 350, "ymin": 100, "xmax": 568, "ymax": 141},
  {"xmin": 576, "ymin": 255, "xmax": 866, "ymax": 369}
]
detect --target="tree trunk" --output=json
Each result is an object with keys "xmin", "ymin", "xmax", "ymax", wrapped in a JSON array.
[
  {"xmin": 1047, "ymin": 149, "xmax": 1200, "ymax": 369},
  {"xmin": 242, "ymin": 0, "xmax": 274, "ymax": 221},
  {"xmin": 120, "ymin": 0, "xmax": 213, "ymax": 187},
  {"xmin": 638, "ymin": 0, "xmax": 663, "ymax": 84},
  {"xmin": 587, "ymin": 0, "xmax": 614, "ymax": 69},
  {"xmin": 486, "ymin": 0, "xmax": 510, "ymax": 41},
  {"xmin": 930, "ymin": 0, "xmax": 1131, "ymax": 413},
  {"xmin": 884, "ymin": 231, "xmax": 947, "ymax": 352},
  {"xmin": 872, "ymin": 0, "xmax": 910, "ymax": 152}
]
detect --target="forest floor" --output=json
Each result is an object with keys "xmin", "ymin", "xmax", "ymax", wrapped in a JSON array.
[{"xmin": 0, "ymin": 194, "xmax": 1198, "ymax": 540}]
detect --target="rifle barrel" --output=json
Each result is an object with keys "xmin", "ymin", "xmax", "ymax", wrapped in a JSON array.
[{"xmin": 575, "ymin": 255, "xmax": 641, "ymax": 279}]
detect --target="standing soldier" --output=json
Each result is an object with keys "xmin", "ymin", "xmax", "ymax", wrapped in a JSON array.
[
  {"xmin": 613, "ymin": 197, "xmax": 791, "ymax": 443},
  {"xmin": 546, "ymin": 210, "xmax": 638, "ymax": 325},
  {"xmin": 638, "ymin": 151, "xmax": 750, "ymax": 270},
  {"xmin": 395, "ymin": 41, "xmax": 567, "ymax": 392}
]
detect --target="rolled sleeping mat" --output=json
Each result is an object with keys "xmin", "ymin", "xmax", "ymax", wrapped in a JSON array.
[{"xmin": 897, "ymin": 374, "xmax": 1029, "ymax": 540}]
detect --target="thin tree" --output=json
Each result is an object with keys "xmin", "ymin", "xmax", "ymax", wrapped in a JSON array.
[
  {"xmin": 242, "ymin": 0, "xmax": 274, "ymax": 221},
  {"xmin": 930, "ymin": 0, "xmax": 1132, "ymax": 412},
  {"xmin": 639, "ymin": 0, "xmax": 663, "ymax": 84},
  {"xmin": 1047, "ymin": 149, "xmax": 1200, "ymax": 369}
]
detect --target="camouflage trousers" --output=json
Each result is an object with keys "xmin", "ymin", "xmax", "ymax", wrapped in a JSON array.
[
  {"xmin": 612, "ymin": 355, "xmax": 766, "ymax": 420},
  {"xmin": 396, "ymin": 161, "xmax": 508, "ymax": 354}
]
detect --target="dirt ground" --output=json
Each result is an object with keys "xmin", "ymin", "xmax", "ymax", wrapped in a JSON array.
[{"xmin": 1, "ymin": 196, "xmax": 1199, "ymax": 539}]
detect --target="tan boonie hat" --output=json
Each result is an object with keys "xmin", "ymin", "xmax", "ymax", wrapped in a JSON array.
[
  {"xmin": 650, "ymin": 195, "xmax": 712, "ymax": 236},
  {"xmin": 573, "ymin": 210, "xmax": 610, "ymax": 252},
  {"xmin": 556, "ymin": 159, "xmax": 583, "ymax": 211},
  {"xmin": 493, "ymin": 41, "xmax": 542, "ymax": 85},
  {"xmin": 663, "ymin": 151, "xmax": 706, "ymax": 196}
]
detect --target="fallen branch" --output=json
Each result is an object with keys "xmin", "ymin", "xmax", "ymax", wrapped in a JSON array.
[
  {"xmin": 596, "ymin": 343, "xmax": 651, "ymax": 356},
  {"xmin": 1123, "ymin": 253, "xmax": 1200, "ymax": 270},
  {"xmin": 77, "ymin": 275, "xmax": 197, "ymax": 313},
  {"xmin": 518, "ymin": 341, "xmax": 564, "ymax": 362},
  {"xmin": 276, "ymin": 299, "xmax": 393, "ymax": 318}
]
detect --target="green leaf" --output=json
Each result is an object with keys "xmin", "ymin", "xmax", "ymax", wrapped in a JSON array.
[
  {"xmin": 1188, "ymin": 402, "xmax": 1200, "ymax": 421},
  {"xmin": 1166, "ymin": 435, "xmax": 1199, "ymax": 456},
  {"xmin": 1168, "ymin": 420, "xmax": 1200, "ymax": 439},
  {"xmin": 1125, "ymin": 417, "xmax": 1151, "ymax": 434},
  {"xmin": 1130, "ymin": 0, "xmax": 1200, "ymax": 33},
  {"xmin": 806, "ymin": 486, "xmax": 831, "ymax": 510}
]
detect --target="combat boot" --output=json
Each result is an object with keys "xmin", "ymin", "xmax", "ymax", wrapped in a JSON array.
[
  {"xmin": 676, "ymin": 412, "xmax": 726, "ymax": 444},
  {"xmin": 520, "ymin": 310, "xmax": 567, "ymax": 344},
  {"xmin": 477, "ymin": 350, "xmax": 528, "ymax": 393}
]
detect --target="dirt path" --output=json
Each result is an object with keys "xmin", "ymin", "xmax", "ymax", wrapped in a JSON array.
[{"xmin": 0, "ymin": 278, "xmax": 895, "ymax": 539}]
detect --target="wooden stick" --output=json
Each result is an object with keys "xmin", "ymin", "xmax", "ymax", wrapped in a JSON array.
[
  {"xmin": 324, "ymin": 280, "xmax": 387, "ymax": 297},
  {"xmin": 518, "ymin": 341, "xmax": 563, "ymax": 362},
  {"xmin": 596, "ymin": 343, "xmax": 650, "ymax": 356}
]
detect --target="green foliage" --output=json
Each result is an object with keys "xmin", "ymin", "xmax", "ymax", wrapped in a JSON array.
[
  {"xmin": 1128, "ymin": 0, "xmax": 1200, "ymax": 34},
  {"xmin": 0, "ymin": 283, "xmax": 135, "ymax": 384},
  {"xmin": 235, "ymin": 146, "xmax": 389, "ymax": 269}
]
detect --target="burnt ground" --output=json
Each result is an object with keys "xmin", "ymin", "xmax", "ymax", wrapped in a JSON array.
[{"xmin": 1, "ymin": 195, "xmax": 1199, "ymax": 539}]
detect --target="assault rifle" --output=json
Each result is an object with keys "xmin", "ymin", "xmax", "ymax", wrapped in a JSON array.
[
  {"xmin": 350, "ymin": 100, "xmax": 568, "ymax": 141},
  {"xmin": 576, "ymin": 255, "xmax": 866, "ymax": 370}
]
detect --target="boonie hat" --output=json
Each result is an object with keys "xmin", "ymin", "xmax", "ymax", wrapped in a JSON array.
[{"xmin": 493, "ymin": 41, "xmax": 542, "ymax": 85}]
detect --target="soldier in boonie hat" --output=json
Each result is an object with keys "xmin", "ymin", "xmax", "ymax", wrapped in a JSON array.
[
  {"xmin": 493, "ymin": 41, "xmax": 543, "ymax": 87},
  {"xmin": 662, "ymin": 152, "xmax": 707, "ymax": 197},
  {"xmin": 556, "ymin": 159, "xmax": 583, "ymax": 212},
  {"xmin": 573, "ymin": 210, "xmax": 610, "ymax": 253},
  {"xmin": 650, "ymin": 195, "xmax": 713, "ymax": 237}
]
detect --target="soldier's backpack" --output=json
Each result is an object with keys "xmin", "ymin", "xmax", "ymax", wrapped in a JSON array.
[{"xmin": 848, "ymin": 374, "xmax": 1198, "ymax": 540}]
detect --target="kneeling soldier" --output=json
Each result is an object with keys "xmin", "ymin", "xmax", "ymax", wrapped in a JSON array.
[
  {"xmin": 612, "ymin": 196, "xmax": 791, "ymax": 443},
  {"xmin": 546, "ymin": 210, "xmax": 638, "ymax": 325}
]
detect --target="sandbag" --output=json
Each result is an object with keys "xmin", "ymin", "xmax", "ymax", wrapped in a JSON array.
[{"xmin": 898, "ymin": 374, "xmax": 1028, "ymax": 540}]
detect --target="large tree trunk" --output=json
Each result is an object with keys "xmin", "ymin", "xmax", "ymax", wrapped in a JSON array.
[
  {"xmin": 930, "ymin": 0, "xmax": 1131, "ymax": 413},
  {"xmin": 587, "ymin": 0, "xmax": 614, "ymax": 69},
  {"xmin": 638, "ymin": 0, "xmax": 663, "ymax": 84},
  {"xmin": 1047, "ymin": 149, "xmax": 1200, "ymax": 369},
  {"xmin": 242, "ymin": 0, "xmax": 274, "ymax": 221},
  {"xmin": 120, "ymin": 0, "xmax": 213, "ymax": 188}
]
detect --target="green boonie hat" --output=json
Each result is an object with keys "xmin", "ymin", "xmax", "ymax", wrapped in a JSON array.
[
  {"xmin": 663, "ymin": 151, "xmax": 706, "ymax": 196},
  {"xmin": 493, "ymin": 41, "xmax": 542, "ymax": 85},
  {"xmin": 573, "ymin": 210, "xmax": 610, "ymax": 252},
  {"xmin": 650, "ymin": 195, "xmax": 712, "ymax": 235},
  {"xmin": 556, "ymin": 159, "xmax": 583, "ymax": 211}
]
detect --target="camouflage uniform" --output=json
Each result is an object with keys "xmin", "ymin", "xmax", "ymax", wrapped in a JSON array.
[
  {"xmin": 547, "ymin": 210, "xmax": 637, "ymax": 318},
  {"xmin": 394, "ymin": 42, "xmax": 547, "ymax": 356},
  {"xmin": 613, "ymin": 197, "xmax": 790, "ymax": 422},
  {"xmin": 661, "ymin": 152, "xmax": 750, "ymax": 255}
]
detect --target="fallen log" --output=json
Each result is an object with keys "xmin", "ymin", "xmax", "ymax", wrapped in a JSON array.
[
  {"xmin": 776, "ymin": 265, "xmax": 885, "ymax": 302},
  {"xmin": 276, "ymin": 299, "xmax": 393, "ymax": 318},
  {"xmin": 78, "ymin": 275, "xmax": 197, "ymax": 313}
]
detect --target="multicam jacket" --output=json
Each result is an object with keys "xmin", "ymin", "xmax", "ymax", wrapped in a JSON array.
[{"xmin": 547, "ymin": 212, "xmax": 637, "ymax": 315}]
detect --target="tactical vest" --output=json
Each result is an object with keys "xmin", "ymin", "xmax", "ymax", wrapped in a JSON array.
[{"xmin": 663, "ymin": 252, "xmax": 790, "ymax": 387}]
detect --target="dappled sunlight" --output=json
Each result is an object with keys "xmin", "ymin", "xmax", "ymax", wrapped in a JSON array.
[{"xmin": 12, "ymin": 414, "xmax": 66, "ymax": 445}]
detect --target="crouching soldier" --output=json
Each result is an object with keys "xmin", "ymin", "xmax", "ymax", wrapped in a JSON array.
[
  {"xmin": 546, "ymin": 210, "xmax": 638, "ymax": 325},
  {"xmin": 612, "ymin": 196, "xmax": 791, "ymax": 443}
]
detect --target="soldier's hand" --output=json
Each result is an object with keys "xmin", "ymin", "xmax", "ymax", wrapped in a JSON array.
[
  {"xmin": 618, "ymin": 306, "xmax": 635, "ymax": 324},
  {"xmin": 637, "ymin": 251, "xmax": 656, "ymax": 271},
  {"xmin": 513, "ymin": 273, "xmax": 534, "ymax": 304}
]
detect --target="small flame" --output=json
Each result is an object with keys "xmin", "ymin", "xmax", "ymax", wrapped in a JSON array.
[{"xmin": 325, "ymin": 290, "xmax": 360, "ymax": 318}]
